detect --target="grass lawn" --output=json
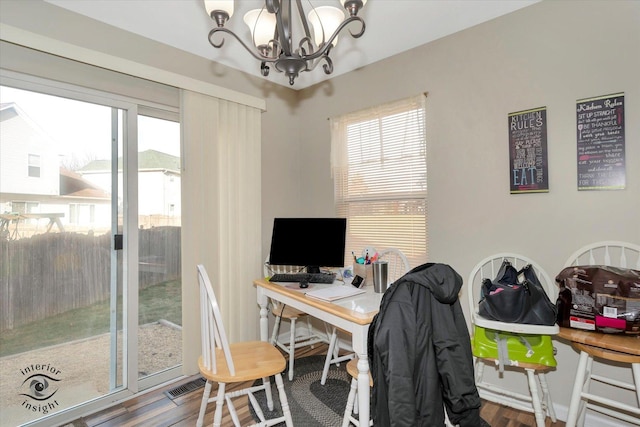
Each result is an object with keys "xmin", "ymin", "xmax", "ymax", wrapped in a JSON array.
[{"xmin": 0, "ymin": 279, "xmax": 181, "ymax": 358}]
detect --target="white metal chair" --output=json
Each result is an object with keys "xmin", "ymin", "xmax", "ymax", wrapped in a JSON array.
[
  {"xmin": 467, "ymin": 253, "xmax": 559, "ymax": 427},
  {"xmin": 321, "ymin": 248, "xmax": 410, "ymax": 385},
  {"xmin": 195, "ymin": 265, "xmax": 293, "ymax": 427},
  {"xmin": 264, "ymin": 260, "xmax": 327, "ymax": 381},
  {"xmin": 561, "ymin": 241, "xmax": 640, "ymax": 427}
]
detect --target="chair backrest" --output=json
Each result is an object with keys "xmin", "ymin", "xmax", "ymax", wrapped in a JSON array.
[
  {"xmin": 378, "ymin": 248, "xmax": 411, "ymax": 282},
  {"xmin": 197, "ymin": 264, "xmax": 235, "ymax": 376},
  {"xmin": 466, "ymin": 253, "xmax": 555, "ymax": 326},
  {"xmin": 563, "ymin": 241, "xmax": 640, "ymax": 269}
]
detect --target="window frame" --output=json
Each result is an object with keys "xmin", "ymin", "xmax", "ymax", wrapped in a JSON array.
[
  {"xmin": 331, "ymin": 95, "xmax": 428, "ymax": 268},
  {"xmin": 28, "ymin": 153, "xmax": 41, "ymax": 177}
]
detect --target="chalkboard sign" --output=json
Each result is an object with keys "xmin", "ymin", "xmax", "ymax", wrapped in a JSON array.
[
  {"xmin": 576, "ymin": 93, "xmax": 625, "ymax": 190},
  {"xmin": 508, "ymin": 107, "xmax": 549, "ymax": 194}
]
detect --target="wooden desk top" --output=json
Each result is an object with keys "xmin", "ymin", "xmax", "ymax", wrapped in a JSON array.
[
  {"xmin": 558, "ymin": 327, "xmax": 640, "ymax": 356},
  {"xmin": 254, "ymin": 278, "xmax": 381, "ymax": 326}
]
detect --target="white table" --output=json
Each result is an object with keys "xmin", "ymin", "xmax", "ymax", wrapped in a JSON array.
[{"xmin": 254, "ymin": 278, "xmax": 383, "ymax": 425}]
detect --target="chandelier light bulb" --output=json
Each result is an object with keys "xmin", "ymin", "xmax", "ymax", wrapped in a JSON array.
[
  {"xmin": 204, "ymin": 0, "xmax": 234, "ymax": 26},
  {"xmin": 204, "ymin": 0, "xmax": 233, "ymax": 17},
  {"xmin": 308, "ymin": 6, "xmax": 345, "ymax": 47},
  {"xmin": 243, "ymin": 9, "xmax": 277, "ymax": 50}
]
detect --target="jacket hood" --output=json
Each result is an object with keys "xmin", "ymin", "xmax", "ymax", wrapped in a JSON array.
[{"xmin": 398, "ymin": 263, "xmax": 463, "ymax": 304}]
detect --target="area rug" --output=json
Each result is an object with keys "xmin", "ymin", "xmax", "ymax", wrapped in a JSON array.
[{"xmin": 249, "ymin": 355, "xmax": 357, "ymax": 426}]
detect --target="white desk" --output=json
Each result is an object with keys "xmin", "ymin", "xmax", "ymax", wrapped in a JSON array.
[{"xmin": 254, "ymin": 278, "xmax": 382, "ymax": 426}]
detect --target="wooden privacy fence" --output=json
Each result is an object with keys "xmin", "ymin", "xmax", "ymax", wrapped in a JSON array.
[{"xmin": 0, "ymin": 227, "xmax": 181, "ymax": 331}]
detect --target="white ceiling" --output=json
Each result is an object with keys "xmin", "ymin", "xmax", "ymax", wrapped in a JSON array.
[{"xmin": 45, "ymin": 0, "xmax": 540, "ymax": 89}]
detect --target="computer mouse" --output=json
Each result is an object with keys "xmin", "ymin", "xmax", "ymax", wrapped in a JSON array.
[{"xmin": 299, "ymin": 280, "xmax": 309, "ymax": 289}]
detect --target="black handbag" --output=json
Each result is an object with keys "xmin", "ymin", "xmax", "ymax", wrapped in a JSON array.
[{"xmin": 478, "ymin": 260, "xmax": 557, "ymax": 326}]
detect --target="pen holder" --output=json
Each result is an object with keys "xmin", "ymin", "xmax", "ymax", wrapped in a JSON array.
[{"xmin": 354, "ymin": 263, "xmax": 373, "ymax": 287}]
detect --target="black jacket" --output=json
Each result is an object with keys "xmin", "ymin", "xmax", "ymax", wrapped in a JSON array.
[{"xmin": 368, "ymin": 263, "xmax": 484, "ymax": 426}]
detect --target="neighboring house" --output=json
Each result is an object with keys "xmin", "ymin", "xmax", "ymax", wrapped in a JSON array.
[
  {"xmin": 0, "ymin": 102, "xmax": 110, "ymax": 233},
  {"xmin": 0, "ymin": 102, "xmax": 60, "ymax": 198},
  {"xmin": 79, "ymin": 149, "xmax": 181, "ymax": 220}
]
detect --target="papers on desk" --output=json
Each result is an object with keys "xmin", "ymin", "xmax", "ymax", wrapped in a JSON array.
[{"xmin": 305, "ymin": 285, "xmax": 365, "ymax": 302}]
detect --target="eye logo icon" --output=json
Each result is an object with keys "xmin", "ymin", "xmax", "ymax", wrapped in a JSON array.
[
  {"xmin": 18, "ymin": 364, "xmax": 63, "ymax": 414},
  {"xmin": 21, "ymin": 374, "xmax": 60, "ymax": 401}
]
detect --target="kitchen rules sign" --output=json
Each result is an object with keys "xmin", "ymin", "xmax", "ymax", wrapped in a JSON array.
[
  {"xmin": 576, "ymin": 93, "xmax": 625, "ymax": 190},
  {"xmin": 508, "ymin": 107, "xmax": 549, "ymax": 194}
]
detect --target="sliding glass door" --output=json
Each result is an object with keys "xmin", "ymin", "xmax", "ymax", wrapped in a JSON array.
[{"xmin": 0, "ymin": 74, "xmax": 181, "ymax": 426}]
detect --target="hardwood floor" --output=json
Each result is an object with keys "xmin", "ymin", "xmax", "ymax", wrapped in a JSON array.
[{"xmin": 73, "ymin": 344, "xmax": 565, "ymax": 427}]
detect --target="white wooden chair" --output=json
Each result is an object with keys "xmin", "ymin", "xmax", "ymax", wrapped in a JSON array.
[
  {"xmin": 342, "ymin": 358, "xmax": 373, "ymax": 427},
  {"xmin": 342, "ymin": 357, "xmax": 456, "ymax": 427},
  {"xmin": 321, "ymin": 248, "xmax": 410, "ymax": 385},
  {"xmin": 264, "ymin": 260, "xmax": 328, "ymax": 381},
  {"xmin": 196, "ymin": 265, "xmax": 293, "ymax": 427},
  {"xmin": 561, "ymin": 241, "xmax": 640, "ymax": 427},
  {"xmin": 467, "ymin": 253, "xmax": 559, "ymax": 427}
]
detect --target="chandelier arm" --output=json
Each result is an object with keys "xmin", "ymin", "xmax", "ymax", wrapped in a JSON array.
[
  {"xmin": 208, "ymin": 27, "xmax": 278, "ymax": 63},
  {"xmin": 265, "ymin": 0, "xmax": 280, "ymax": 14},
  {"xmin": 301, "ymin": 16, "xmax": 365, "ymax": 61},
  {"xmin": 304, "ymin": 54, "xmax": 333, "ymax": 75},
  {"xmin": 298, "ymin": 36, "xmax": 315, "ymax": 56},
  {"xmin": 273, "ymin": 0, "xmax": 293, "ymax": 57},
  {"xmin": 322, "ymin": 55, "xmax": 334, "ymax": 75},
  {"xmin": 296, "ymin": 0, "xmax": 314, "ymax": 44}
]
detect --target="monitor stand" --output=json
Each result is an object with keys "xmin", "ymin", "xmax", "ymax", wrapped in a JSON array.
[{"xmin": 306, "ymin": 266, "xmax": 321, "ymax": 274}]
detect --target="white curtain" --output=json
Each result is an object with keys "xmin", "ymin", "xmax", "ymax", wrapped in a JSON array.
[{"xmin": 180, "ymin": 90, "xmax": 262, "ymax": 373}]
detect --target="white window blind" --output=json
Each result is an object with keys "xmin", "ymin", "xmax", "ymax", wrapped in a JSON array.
[{"xmin": 331, "ymin": 95, "xmax": 428, "ymax": 268}]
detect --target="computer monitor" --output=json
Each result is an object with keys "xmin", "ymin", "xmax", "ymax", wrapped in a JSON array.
[{"xmin": 268, "ymin": 217, "xmax": 347, "ymax": 274}]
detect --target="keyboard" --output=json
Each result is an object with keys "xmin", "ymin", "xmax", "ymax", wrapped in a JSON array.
[{"xmin": 269, "ymin": 272, "xmax": 336, "ymax": 284}]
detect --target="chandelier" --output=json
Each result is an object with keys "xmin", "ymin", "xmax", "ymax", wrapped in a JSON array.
[{"xmin": 204, "ymin": 0, "xmax": 366, "ymax": 85}]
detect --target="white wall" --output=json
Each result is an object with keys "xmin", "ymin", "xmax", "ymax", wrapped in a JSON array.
[{"xmin": 296, "ymin": 0, "xmax": 640, "ymax": 421}]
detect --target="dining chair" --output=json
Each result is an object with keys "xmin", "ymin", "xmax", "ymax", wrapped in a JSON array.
[
  {"xmin": 342, "ymin": 357, "xmax": 456, "ymax": 427},
  {"xmin": 561, "ymin": 241, "xmax": 640, "ymax": 427},
  {"xmin": 342, "ymin": 358, "xmax": 373, "ymax": 427},
  {"xmin": 467, "ymin": 253, "xmax": 559, "ymax": 427},
  {"xmin": 264, "ymin": 259, "xmax": 328, "ymax": 381},
  {"xmin": 196, "ymin": 264, "xmax": 293, "ymax": 427},
  {"xmin": 321, "ymin": 248, "xmax": 410, "ymax": 385}
]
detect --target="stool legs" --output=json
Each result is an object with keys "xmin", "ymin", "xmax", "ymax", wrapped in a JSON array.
[
  {"xmin": 288, "ymin": 318, "xmax": 296, "ymax": 381},
  {"xmin": 539, "ymin": 372, "xmax": 557, "ymax": 422},
  {"xmin": 526, "ymin": 368, "xmax": 546, "ymax": 427},
  {"xmin": 342, "ymin": 378, "xmax": 359, "ymax": 427},
  {"xmin": 633, "ymin": 362, "xmax": 640, "ymax": 406},
  {"xmin": 566, "ymin": 350, "xmax": 590, "ymax": 427}
]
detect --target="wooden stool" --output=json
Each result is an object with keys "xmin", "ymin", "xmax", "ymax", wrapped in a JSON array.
[
  {"xmin": 559, "ymin": 328, "xmax": 640, "ymax": 427},
  {"xmin": 342, "ymin": 358, "xmax": 373, "ymax": 427}
]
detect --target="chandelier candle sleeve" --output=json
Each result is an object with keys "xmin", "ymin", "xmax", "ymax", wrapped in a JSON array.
[{"xmin": 205, "ymin": 0, "xmax": 366, "ymax": 85}]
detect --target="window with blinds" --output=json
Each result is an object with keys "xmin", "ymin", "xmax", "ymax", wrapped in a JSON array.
[{"xmin": 330, "ymin": 95, "xmax": 428, "ymax": 268}]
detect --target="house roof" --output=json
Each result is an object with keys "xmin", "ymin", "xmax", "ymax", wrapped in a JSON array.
[
  {"xmin": 79, "ymin": 149, "xmax": 180, "ymax": 173},
  {"xmin": 59, "ymin": 168, "xmax": 110, "ymax": 199}
]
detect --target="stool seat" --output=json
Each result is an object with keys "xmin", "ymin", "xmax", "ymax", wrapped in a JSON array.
[
  {"xmin": 346, "ymin": 358, "xmax": 373, "ymax": 386},
  {"xmin": 572, "ymin": 342, "xmax": 640, "ymax": 365}
]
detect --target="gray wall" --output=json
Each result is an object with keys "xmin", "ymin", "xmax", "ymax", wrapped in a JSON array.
[{"xmin": 2, "ymin": 0, "xmax": 639, "ymax": 422}]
